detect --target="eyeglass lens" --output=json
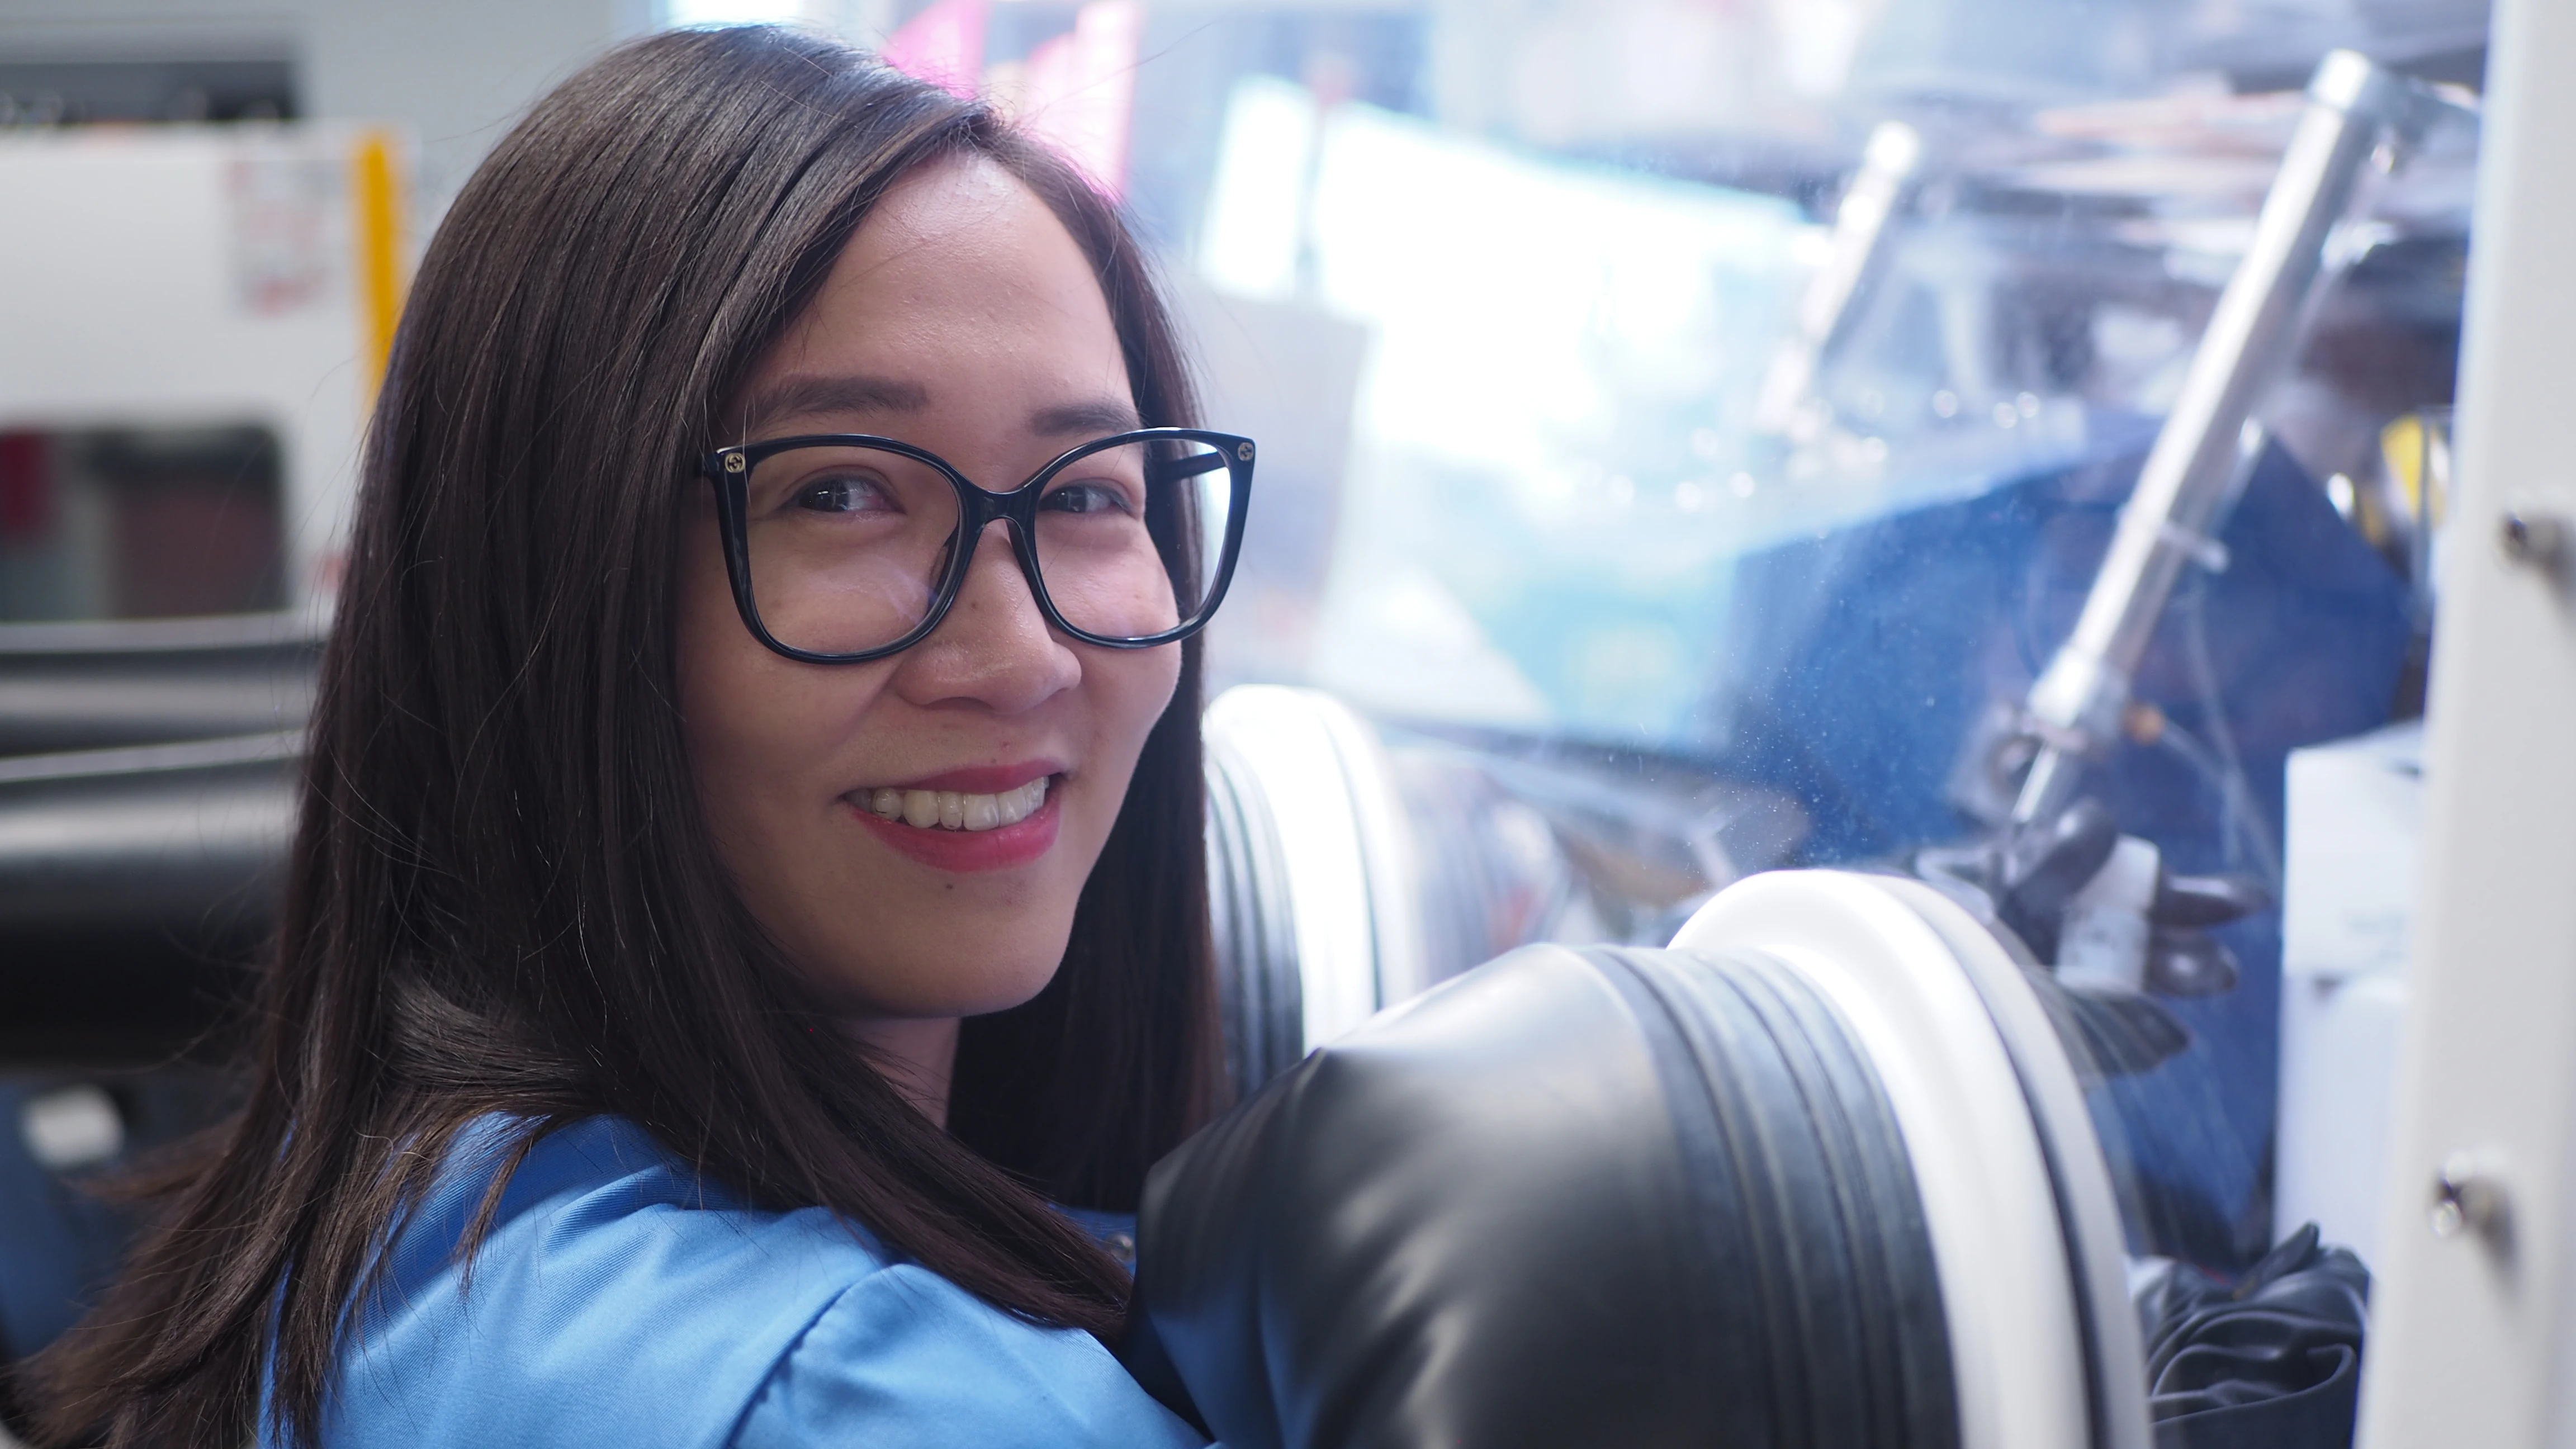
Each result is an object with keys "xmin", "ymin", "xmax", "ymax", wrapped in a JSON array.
[{"xmin": 740, "ymin": 437, "xmax": 1233, "ymax": 655}]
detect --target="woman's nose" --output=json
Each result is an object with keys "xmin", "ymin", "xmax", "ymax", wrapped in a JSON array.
[{"xmin": 889, "ymin": 519, "xmax": 1079, "ymax": 713}]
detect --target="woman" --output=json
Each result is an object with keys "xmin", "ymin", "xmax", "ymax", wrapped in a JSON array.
[{"xmin": 29, "ymin": 26, "xmax": 1243, "ymax": 1449}]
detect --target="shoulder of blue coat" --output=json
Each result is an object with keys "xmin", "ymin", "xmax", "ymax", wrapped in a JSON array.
[
  {"xmin": 733, "ymin": 1261, "xmax": 1210, "ymax": 1449},
  {"xmin": 324, "ymin": 1115, "xmax": 893, "ymax": 1449}
]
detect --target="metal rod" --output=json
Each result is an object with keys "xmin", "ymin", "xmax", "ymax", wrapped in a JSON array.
[
  {"xmin": 2013, "ymin": 50, "xmax": 2432, "ymax": 826},
  {"xmin": 1754, "ymin": 120, "xmax": 1925, "ymax": 438}
]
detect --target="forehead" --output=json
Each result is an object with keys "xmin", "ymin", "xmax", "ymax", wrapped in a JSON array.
[{"xmin": 749, "ymin": 156, "xmax": 1125, "ymax": 407}]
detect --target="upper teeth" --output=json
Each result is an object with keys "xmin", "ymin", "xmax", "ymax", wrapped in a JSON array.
[{"xmin": 864, "ymin": 776, "xmax": 1050, "ymax": 832}]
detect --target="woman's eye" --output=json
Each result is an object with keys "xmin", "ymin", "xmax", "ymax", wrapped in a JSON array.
[
  {"xmin": 795, "ymin": 476, "xmax": 894, "ymax": 514},
  {"xmin": 1043, "ymin": 481, "xmax": 1138, "ymax": 517}
]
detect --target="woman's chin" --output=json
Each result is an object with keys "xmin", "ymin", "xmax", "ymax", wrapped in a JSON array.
[{"xmin": 815, "ymin": 944, "xmax": 1069, "ymax": 1024}]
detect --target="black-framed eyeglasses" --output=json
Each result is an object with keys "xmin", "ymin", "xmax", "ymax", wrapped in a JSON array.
[{"xmin": 695, "ymin": 428, "xmax": 1254, "ymax": 664}]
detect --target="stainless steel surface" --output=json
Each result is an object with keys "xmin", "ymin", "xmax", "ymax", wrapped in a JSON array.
[
  {"xmin": 2014, "ymin": 49, "xmax": 2440, "ymax": 826},
  {"xmin": 0, "ymin": 612, "xmax": 320, "ymax": 759},
  {"xmin": 1754, "ymin": 119, "xmax": 1924, "ymax": 439},
  {"xmin": 0, "ymin": 619, "xmax": 311, "ymax": 1057},
  {"xmin": 0, "ymin": 742, "xmax": 296, "ymax": 939},
  {"xmin": 0, "ymin": 729, "xmax": 302, "ymax": 785}
]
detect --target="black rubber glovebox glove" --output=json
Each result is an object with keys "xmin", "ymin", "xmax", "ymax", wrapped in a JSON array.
[
  {"xmin": 1986, "ymin": 799, "xmax": 2268, "ymax": 1000},
  {"xmin": 1115, "ymin": 943, "xmax": 1956, "ymax": 1449},
  {"xmin": 2137, "ymin": 1223, "xmax": 2370, "ymax": 1449}
]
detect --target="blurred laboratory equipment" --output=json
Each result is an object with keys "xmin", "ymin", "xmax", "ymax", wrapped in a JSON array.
[
  {"xmin": 0, "ymin": 116, "xmax": 401, "ymax": 1388},
  {"xmin": 0, "ymin": 617, "xmax": 307, "ymax": 1049},
  {"xmin": 0, "ymin": 125, "xmax": 411, "ymax": 627},
  {"xmin": 1200, "ymin": 683, "xmax": 1810, "ymax": 1097},
  {"xmin": 2272, "ymin": 721, "xmax": 2419, "ymax": 1267},
  {"xmin": 1752, "ymin": 119, "xmax": 1925, "ymax": 443},
  {"xmin": 2010, "ymin": 51, "xmax": 2456, "ymax": 828}
]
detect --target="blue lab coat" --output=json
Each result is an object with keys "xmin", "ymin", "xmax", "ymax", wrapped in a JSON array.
[{"xmin": 268, "ymin": 1115, "xmax": 1208, "ymax": 1448}]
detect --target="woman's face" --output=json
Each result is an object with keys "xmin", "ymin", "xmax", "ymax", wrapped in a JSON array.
[{"xmin": 675, "ymin": 155, "xmax": 1181, "ymax": 1049}]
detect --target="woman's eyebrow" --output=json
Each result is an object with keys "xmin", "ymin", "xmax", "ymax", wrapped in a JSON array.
[
  {"xmin": 737, "ymin": 379, "xmax": 1138, "ymax": 440},
  {"xmin": 1030, "ymin": 399, "xmax": 1143, "ymax": 438},
  {"xmin": 739, "ymin": 373, "xmax": 929, "ymax": 433}
]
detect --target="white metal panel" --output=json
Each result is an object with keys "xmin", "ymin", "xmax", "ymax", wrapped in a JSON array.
[
  {"xmin": 2275, "ymin": 722, "xmax": 2422, "ymax": 1263},
  {"xmin": 0, "ymin": 0, "xmax": 651, "ymax": 200},
  {"xmin": 2278, "ymin": 973, "xmax": 2407, "ymax": 1266},
  {"xmin": 2280, "ymin": 723, "xmax": 2422, "ymax": 983},
  {"xmin": 0, "ymin": 127, "xmax": 375, "ymax": 613},
  {"xmin": 2356, "ymin": 0, "xmax": 2576, "ymax": 1438}
]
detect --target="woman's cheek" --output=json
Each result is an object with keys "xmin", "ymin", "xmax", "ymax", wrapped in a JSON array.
[
  {"xmin": 1111, "ymin": 643, "xmax": 1184, "ymax": 770},
  {"xmin": 1059, "ymin": 644, "xmax": 1180, "ymax": 869}
]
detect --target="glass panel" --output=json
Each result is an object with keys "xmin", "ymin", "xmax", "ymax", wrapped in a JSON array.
[
  {"xmin": 1111, "ymin": 0, "xmax": 2479, "ymax": 1305},
  {"xmin": 741, "ymin": 443, "xmax": 962, "ymax": 656}
]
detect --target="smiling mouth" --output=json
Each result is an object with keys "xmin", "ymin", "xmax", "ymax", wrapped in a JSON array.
[{"xmin": 856, "ymin": 775, "xmax": 1053, "ymax": 832}]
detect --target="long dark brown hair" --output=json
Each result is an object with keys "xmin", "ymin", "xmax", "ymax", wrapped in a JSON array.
[{"xmin": 26, "ymin": 26, "xmax": 1223, "ymax": 1449}]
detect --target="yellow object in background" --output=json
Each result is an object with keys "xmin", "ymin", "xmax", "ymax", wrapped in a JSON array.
[
  {"xmin": 2379, "ymin": 411, "xmax": 2451, "ymax": 530},
  {"xmin": 352, "ymin": 129, "xmax": 408, "ymax": 406}
]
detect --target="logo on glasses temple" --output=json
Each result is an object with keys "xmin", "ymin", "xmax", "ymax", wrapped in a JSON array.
[
  {"xmin": 723, "ymin": 451, "xmax": 747, "ymax": 474},
  {"xmin": 1237, "ymin": 442, "xmax": 1253, "ymax": 461}
]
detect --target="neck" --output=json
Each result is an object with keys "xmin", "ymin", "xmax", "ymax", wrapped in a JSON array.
[{"xmin": 841, "ymin": 1015, "xmax": 960, "ymax": 1128}]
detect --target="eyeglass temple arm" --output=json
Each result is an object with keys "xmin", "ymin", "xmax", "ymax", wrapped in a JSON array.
[{"xmin": 1147, "ymin": 452, "xmax": 1234, "ymax": 487}]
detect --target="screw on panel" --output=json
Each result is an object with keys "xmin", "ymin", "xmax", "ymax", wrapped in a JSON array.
[
  {"xmin": 2430, "ymin": 1151, "xmax": 2513, "ymax": 1259},
  {"xmin": 2499, "ymin": 510, "xmax": 2565, "ymax": 567}
]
